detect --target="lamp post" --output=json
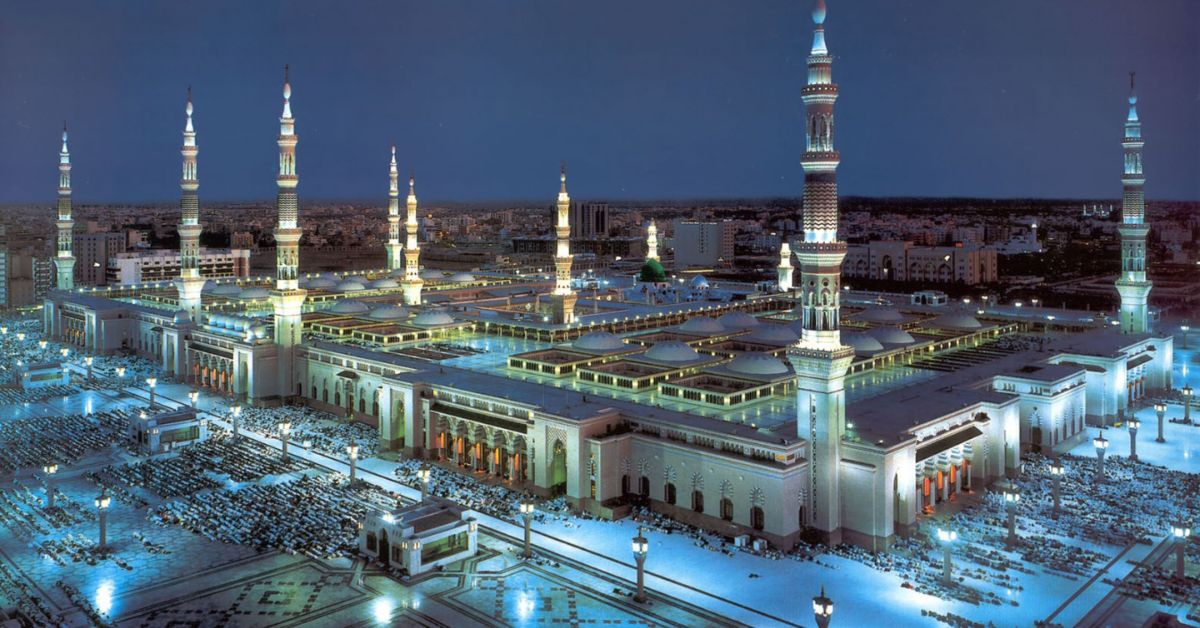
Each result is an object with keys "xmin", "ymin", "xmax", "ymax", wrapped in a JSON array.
[
  {"xmin": 1093, "ymin": 430, "xmax": 1109, "ymax": 483},
  {"xmin": 42, "ymin": 464, "xmax": 58, "ymax": 508},
  {"xmin": 39, "ymin": 340, "xmax": 47, "ymax": 351},
  {"xmin": 188, "ymin": 389, "xmax": 199, "ymax": 409},
  {"xmin": 1127, "ymin": 418, "xmax": 1140, "ymax": 462},
  {"xmin": 1182, "ymin": 324, "xmax": 1191, "ymax": 349},
  {"xmin": 115, "ymin": 366, "xmax": 125, "ymax": 388},
  {"xmin": 1002, "ymin": 482, "xmax": 1021, "ymax": 547},
  {"xmin": 346, "ymin": 444, "xmax": 359, "ymax": 484},
  {"xmin": 1184, "ymin": 385, "xmax": 1193, "ymax": 425},
  {"xmin": 95, "ymin": 489, "xmax": 111, "ymax": 550},
  {"xmin": 937, "ymin": 527, "xmax": 957, "ymax": 584},
  {"xmin": 230, "ymin": 404, "xmax": 242, "ymax": 439},
  {"xmin": 632, "ymin": 526, "xmax": 649, "ymax": 603},
  {"xmin": 1048, "ymin": 459, "xmax": 1065, "ymax": 517},
  {"xmin": 146, "ymin": 377, "xmax": 157, "ymax": 408},
  {"xmin": 812, "ymin": 586, "xmax": 834, "ymax": 628},
  {"xmin": 1173, "ymin": 521, "xmax": 1191, "ymax": 579},
  {"xmin": 1154, "ymin": 402, "xmax": 1166, "ymax": 443},
  {"xmin": 418, "ymin": 463, "xmax": 432, "ymax": 503},
  {"xmin": 519, "ymin": 498, "xmax": 535, "ymax": 559},
  {"xmin": 84, "ymin": 356, "xmax": 93, "ymax": 384},
  {"xmin": 279, "ymin": 422, "xmax": 291, "ymax": 462}
]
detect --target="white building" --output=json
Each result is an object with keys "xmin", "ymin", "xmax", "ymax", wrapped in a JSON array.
[
  {"xmin": 359, "ymin": 498, "xmax": 478, "ymax": 575},
  {"xmin": 107, "ymin": 248, "xmax": 250, "ymax": 285}
]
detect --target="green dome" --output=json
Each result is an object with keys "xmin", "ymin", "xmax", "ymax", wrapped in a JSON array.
[{"xmin": 639, "ymin": 259, "xmax": 667, "ymax": 283}]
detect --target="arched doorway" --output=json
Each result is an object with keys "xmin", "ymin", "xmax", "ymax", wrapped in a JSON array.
[
  {"xmin": 550, "ymin": 440, "xmax": 567, "ymax": 496},
  {"xmin": 750, "ymin": 506, "xmax": 764, "ymax": 531},
  {"xmin": 378, "ymin": 529, "xmax": 391, "ymax": 567},
  {"xmin": 665, "ymin": 483, "xmax": 677, "ymax": 505},
  {"xmin": 720, "ymin": 498, "xmax": 733, "ymax": 521},
  {"xmin": 639, "ymin": 476, "xmax": 650, "ymax": 498}
]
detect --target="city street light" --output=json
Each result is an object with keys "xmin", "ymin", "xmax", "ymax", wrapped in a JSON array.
[
  {"xmin": 418, "ymin": 464, "xmax": 432, "ymax": 503},
  {"xmin": 42, "ymin": 464, "xmax": 58, "ymax": 508},
  {"xmin": 1184, "ymin": 386, "xmax": 1193, "ymax": 425},
  {"xmin": 84, "ymin": 356, "xmax": 93, "ymax": 384},
  {"xmin": 1154, "ymin": 401, "xmax": 1167, "ymax": 443},
  {"xmin": 146, "ymin": 377, "xmax": 158, "ymax": 408},
  {"xmin": 519, "ymin": 498, "xmax": 535, "ymax": 559},
  {"xmin": 230, "ymin": 404, "xmax": 242, "ymax": 438},
  {"xmin": 1173, "ymin": 521, "xmax": 1191, "ymax": 579},
  {"xmin": 1127, "ymin": 418, "xmax": 1140, "ymax": 462},
  {"xmin": 937, "ymin": 527, "xmax": 957, "ymax": 584},
  {"xmin": 279, "ymin": 422, "xmax": 292, "ymax": 462},
  {"xmin": 188, "ymin": 390, "xmax": 199, "ymax": 408},
  {"xmin": 38, "ymin": 340, "xmax": 47, "ymax": 350},
  {"xmin": 346, "ymin": 444, "xmax": 359, "ymax": 484},
  {"xmin": 60, "ymin": 347, "xmax": 69, "ymax": 358},
  {"xmin": 1182, "ymin": 324, "xmax": 1191, "ymax": 349},
  {"xmin": 1093, "ymin": 430, "xmax": 1109, "ymax": 483},
  {"xmin": 812, "ymin": 586, "xmax": 834, "ymax": 628},
  {"xmin": 95, "ymin": 490, "xmax": 111, "ymax": 550},
  {"xmin": 1048, "ymin": 459, "xmax": 1065, "ymax": 517},
  {"xmin": 1001, "ymin": 482, "xmax": 1021, "ymax": 546},
  {"xmin": 632, "ymin": 526, "xmax": 649, "ymax": 603}
]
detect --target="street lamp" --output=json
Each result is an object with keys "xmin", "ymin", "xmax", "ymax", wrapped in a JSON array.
[
  {"xmin": 418, "ymin": 463, "xmax": 432, "ymax": 503},
  {"xmin": 188, "ymin": 390, "xmax": 199, "ymax": 409},
  {"xmin": 812, "ymin": 586, "xmax": 834, "ymax": 628},
  {"xmin": 84, "ymin": 356, "xmax": 93, "ymax": 384},
  {"xmin": 279, "ymin": 422, "xmax": 291, "ymax": 462},
  {"xmin": 230, "ymin": 404, "xmax": 242, "ymax": 439},
  {"xmin": 42, "ymin": 464, "xmax": 58, "ymax": 508},
  {"xmin": 1184, "ymin": 386, "xmax": 1193, "ymax": 425},
  {"xmin": 1127, "ymin": 418, "xmax": 1140, "ymax": 462},
  {"xmin": 95, "ymin": 489, "xmax": 111, "ymax": 550},
  {"xmin": 1154, "ymin": 401, "xmax": 1167, "ymax": 443},
  {"xmin": 38, "ymin": 340, "xmax": 47, "ymax": 350},
  {"xmin": 1001, "ymin": 482, "xmax": 1021, "ymax": 546},
  {"xmin": 60, "ymin": 347, "xmax": 69, "ymax": 358},
  {"xmin": 1048, "ymin": 459, "xmax": 1065, "ymax": 517},
  {"xmin": 346, "ymin": 444, "xmax": 359, "ymax": 484},
  {"xmin": 519, "ymin": 498, "xmax": 535, "ymax": 559},
  {"xmin": 1182, "ymin": 324, "xmax": 1191, "ymax": 349},
  {"xmin": 937, "ymin": 527, "xmax": 957, "ymax": 584},
  {"xmin": 146, "ymin": 377, "xmax": 157, "ymax": 408},
  {"xmin": 1173, "ymin": 521, "xmax": 1191, "ymax": 579},
  {"xmin": 632, "ymin": 526, "xmax": 649, "ymax": 603},
  {"xmin": 1093, "ymin": 430, "xmax": 1109, "ymax": 483}
]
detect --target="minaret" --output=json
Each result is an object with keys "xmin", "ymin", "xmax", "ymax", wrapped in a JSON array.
[
  {"xmin": 777, "ymin": 240, "xmax": 793, "ymax": 292},
  {"xmin": 551, "ymin": 163, "xmax": 576, "ymax": 323},
  {"xmin": 1115, "ymin": 72, "xmax": 1151, "ymax": 334},
  {"xmin": 385, "ymin": 146, "xmax": 403, "ymax": 272},
  {"xmin": 646, "ymin": 219, "xmax": 659, "ymax": 261},
  {"xmin": 269, "ymin": 66, "xmax": 307, "ymax": 399},
  {"xmin": 175, "ymin": 88, "xmax": 204, "ymax": 325},
  {"xmin": 54, "ymin": 124, "xmax": 76, "ymax": 291},
  {"xmin": 787, "ymin": 0, "xmax": 855, "ymax": 546},
  {"xmin": 401, "ymin": 170, "xmax": 424, "ymax": 305}
]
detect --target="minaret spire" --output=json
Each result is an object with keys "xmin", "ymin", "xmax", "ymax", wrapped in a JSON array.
[
  {"xmin": 551, "ymin": 162, "xmax": 576, "ymax": 323},
  {"xmin": 54, "ymin": 123, "xmax": 76, "ymax": 291},
  {"xmin": 386, "ymin": 145, "xmax": 402, "ymax": 271},
  {"xmin": 646, "ymin": 219, "xmax": 659, "ymax": 261},
  {"xmin": 1115, "ymin": 71, "xmax": 1151, "ymax": 334},
  {"xmin": 175, "ymin": 86, "xmax": 205, "ymax": 327},
  {"xmin": 401, "ymin": 163, "xmax": 423, "ymax": 305},
  {"xmin": 777, "ymin": 240, "xmax": 793, "ymax": 293},
  {"xmin": 269, "ymin": 65, "xmax": 307, "ymax": 400}
]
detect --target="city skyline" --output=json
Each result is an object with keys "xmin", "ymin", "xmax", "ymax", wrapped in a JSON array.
[{"xmin": 0, "ymin": 0, "xmax": 1197, "ymax": 204}]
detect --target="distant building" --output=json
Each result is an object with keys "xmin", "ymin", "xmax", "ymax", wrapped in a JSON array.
[
  {"xmin": 73, "ymin": 232, "xmax": 127, "ymax": 286},
  {"xmin": 0, "ymin": 224, "xmax": 8, "ymax": 308},
  {"xmin": 842, "ymin": 241, "xmax": 998, "ymax": 285},
  {"xmin": 230, "ymin": 231, "xmax": 256, "ymax": 250},
  {"xmin": 33, "ymin": 257, "xmax": 56, "ymax": 302},
  {"xmin": 107, "ymin": 248, "xmax": 250, "ymax": 285},
  {"xmin": 672, "ymin": 219, "xmax": 735, "ymax": 268},
  {"xmin": 569, "ymin": 201, "xmax": 609, "ymax": 239}
]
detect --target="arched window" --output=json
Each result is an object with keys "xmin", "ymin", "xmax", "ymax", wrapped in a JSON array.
[
  {"xmin": 665, "ymin": 483, "xmax": 677, "ymax": 505},
  {"xmin": 366, "ymin": 531, "xmax": 377, "ymax": 552},
  {"xmin": 720, "ymin": 498, "xmax": 733, "ymax": 521},
  {"xmin": 621, "ymin": 474, "xmax": 630, "ymax": 495},
  {"xmin": 639, "ymin": 476, "xmax": 650, "ymax": 498},
  {"xmin": 692, "ymin": 490, "xmax": 704, "ymax": 513},
  {"xmin": 750, "ymin": 506, "xmax": 764, "ymax": 531}
]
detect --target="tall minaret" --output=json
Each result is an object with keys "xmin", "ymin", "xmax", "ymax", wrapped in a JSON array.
[
  {"xmin": 551, "ymin": 164, "xmax": 576, "ymax": 323},
  {"xmin": 385, "ymin": 146, "xmax": 403, "ymax": 272},
  {"xmin": 777, "ymin": 241, "xmax": 793, "ymax": 292},
  {"xmin": 54, "ymin": 124, "xmax": 76, "ymax": 291},
  {"xmin": 175, "ymin": 88, "xmax": 204, "ymax": 325},
  {"xmin": 787, "ymin": 0, "xmax": 855, "ymax": 546},
  {"xmin": 269, "ymin": 66, "xmax": 307, "ymax": 399},
  {"xmin": 646, "ymin": 219, "xmax": 659, "ymax": 261},
  {"xmin": 401, "ymin": 171, "xmax": 424, "ymax": 305},
  {"xmin": 1115, "ymin": 72, "xmax": 1151, "ymax": 334}
]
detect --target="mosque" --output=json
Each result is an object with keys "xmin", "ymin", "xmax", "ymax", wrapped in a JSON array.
[{"xmin": 42, "ymin": 2, "xmax": 1173, "ymax": 549}]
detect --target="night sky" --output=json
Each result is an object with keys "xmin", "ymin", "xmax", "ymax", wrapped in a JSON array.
[{"xmin": 0, "ymin": 0, "xmax": 1196, "ymax": 204}]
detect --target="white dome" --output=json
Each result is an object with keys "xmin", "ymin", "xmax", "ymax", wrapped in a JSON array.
[
  {"xmin": 644, "ymin": 341, "xmax": 700, "ymax": 362},
  {"xmin": 388, "ymin": 268, "xmax": 407, "ymax": 278},
  {"xmin": 931, "ymin": 314, "xmax": 982, "ymax": 330},
  {"xmin": 747, "ymin": 324, "xmax": 800, "ymax": 344},
  {"xmin": 679, "ymin": 316, "xmax": 726, "ymax": 334},
  {"xmin": 367, "ymin": 305, "xmax": 408, "ymax": 321},
  {"xmin": 368, "ymin": 278, "xmax": 399, "ymax": 289},
  {"xmin": 844, "ymin": 332, "xmax": 885, "ymax": 352},
  {"xmin": 330, "ymin": 300, "xmax": 370, "ymax": 315},
  {"xmin": 250, "ymin": 324, "xmax": 269, "ymax": 339},
  {"xmin": 572, "ymin": 332, "xmax": 626, "ymax": 352},
  {"xmin": 421, "ymin": 269, "xmax": 446, "ymax": 280},
  {"xmin": 213, "ymin": 284, "xmax": 242, "ymax": 296},
  {"xmin": 335, "ymin": 280, "xmax": 366, "ymax": 292},
  {"xmin": 449, "ymin": 272, "xmax": 476, "ymax": 283},
  {"xmin": 307, "ymin": 277, "xmax": 337, "ymax": 290},
  {"xmin": 412, "ymin": 310, "xmax": 455, "ymax": 327},
  {"xmin": 690, "ymin": 275, "xmax": 710, "ymax": 289},
  {"xmin": 717, "ymin": 312, "xmax": 760, "ymax": 329},
  {"xmin": 727, "ymin": 353, "xmax": 790, "ymax": 377},
  {"xmin": 858, "ymin": 308, "xmax": 904, "ymax": 323},
  {"xmin": 172, "ymin": 310, "xmax": 191, "ymax": 325},
  {"xmin": 238, "ymin": 287, "xmax": 270, "ymax": 300},
  {"xmin": 870, "ymin": 326, "xmax": 915, "ymax": 344}
]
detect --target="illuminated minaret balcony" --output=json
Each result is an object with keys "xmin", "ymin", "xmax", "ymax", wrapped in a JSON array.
[
  {"xmin": 175, "ymin": 87, "xmax": 205, "ymax": 327},
  {"xmin": 54, "ymin": 124, "xmax": 76, "ymax": 291},
  {"xmin": 386, "ymin": 146, "xmax": 403, "ymax": 272},
  {"xmin": 1115, "ymin": 72, "xmax": 1151, "ymax": 334},
  {"xmin": 402, "ymin": 171, "xmax": 424, "ymax": 305}
]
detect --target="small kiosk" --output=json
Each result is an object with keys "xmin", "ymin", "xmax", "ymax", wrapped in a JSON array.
[
  {"xmin": 129, "ymin": 408, "xmax": 208, "ymax": 454},
  {"xmin": 360, "ymin": 498, "xmax": 478, "ymax": 575}
]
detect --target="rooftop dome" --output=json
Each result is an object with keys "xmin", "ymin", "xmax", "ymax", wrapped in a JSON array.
[
  {"xmin": 690, "ymin": 275, "xmax": 710, "ymax": 289},
  {"xmin": 412, "ymin": 310, "xmax": 455, "ymax": 327},
  {"xmin": 368, "ymin": 278, "xmax": 399, "ymax": 289},
  {"xmin": 747, "ymin": 324, "xmax": 800, "ymax": 344},
  {"xmin": 172, "ymin": 310, "xmax": 191, "ymax": 326},
  {"xmin": 858, "ymin": 308, "xmax": 905, "ymax": 323},
  {"xmin": 931, "ymin": 314, "xmax": 983, "ymax": 330},
  {"xmin": 329, "ymin": 300, "xmax": 370, "ymax": 315},
  {"xmin": 367, "ymin": 305, "xmax": 407, "ymax": 321},
  {"xmin": 420, "ymin": 269, "xmax": 446, "ymax": 280},
  {"xmin": 870, "ymin": 326, "xmax": 915, "ymax": 345},
  {"xmin": 334, "ymin": 280, "xmax": 366, "ymax": 292},
  {"xmin": 388, "ymin": 268, "xmax": 407, "ymax": 278},
  {"xmin": 573, "ymin": 331, "xmax": 627, "ymax": 352},
  {"xmin": 249, "ymin": 324, "xmax": 269, "ymax": 339},
  {"xmin": 449, "ymin": 272, "xmax": 476, "ymax": 283},
  {"xmin": 844, "ymin": 332, "xmax": 885, "ymax": 352},
  {"xmin": 679, "ymin": 316, "xmax": 726, "ymax": 335},
  {"xmin": 213, "ymin": 284, "xmax": 242, "ymax": 296},
  {"xmin": 717, "ymin": 312, "xmax": 760, "ymax": 329},
  {"xmin": 238, "ymin": 287, "xmax": 270, "ymax": 300},
  {"xmin": 727, "ymin": 353, "xmax": 790, "ymax": 377},
  {"xmin": 644, "ymin": 341, "xmax": 700, "ymax": 362},
  {"xmin": 638, "ymin": 259, "xmax": 667, "ymax": 283},
  {"xmin": 307, "ymin": 277, "xmax": 337, "ymax": 290}
]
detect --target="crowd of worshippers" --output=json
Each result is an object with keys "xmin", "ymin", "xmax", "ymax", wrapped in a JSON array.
[
  {"xmin": 0, "ymin": 409, "xmax": 135, "ymax": 475},
  {"xmin": 226, "ymin": 405, "xmax": 379, "ymax": 459}
]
